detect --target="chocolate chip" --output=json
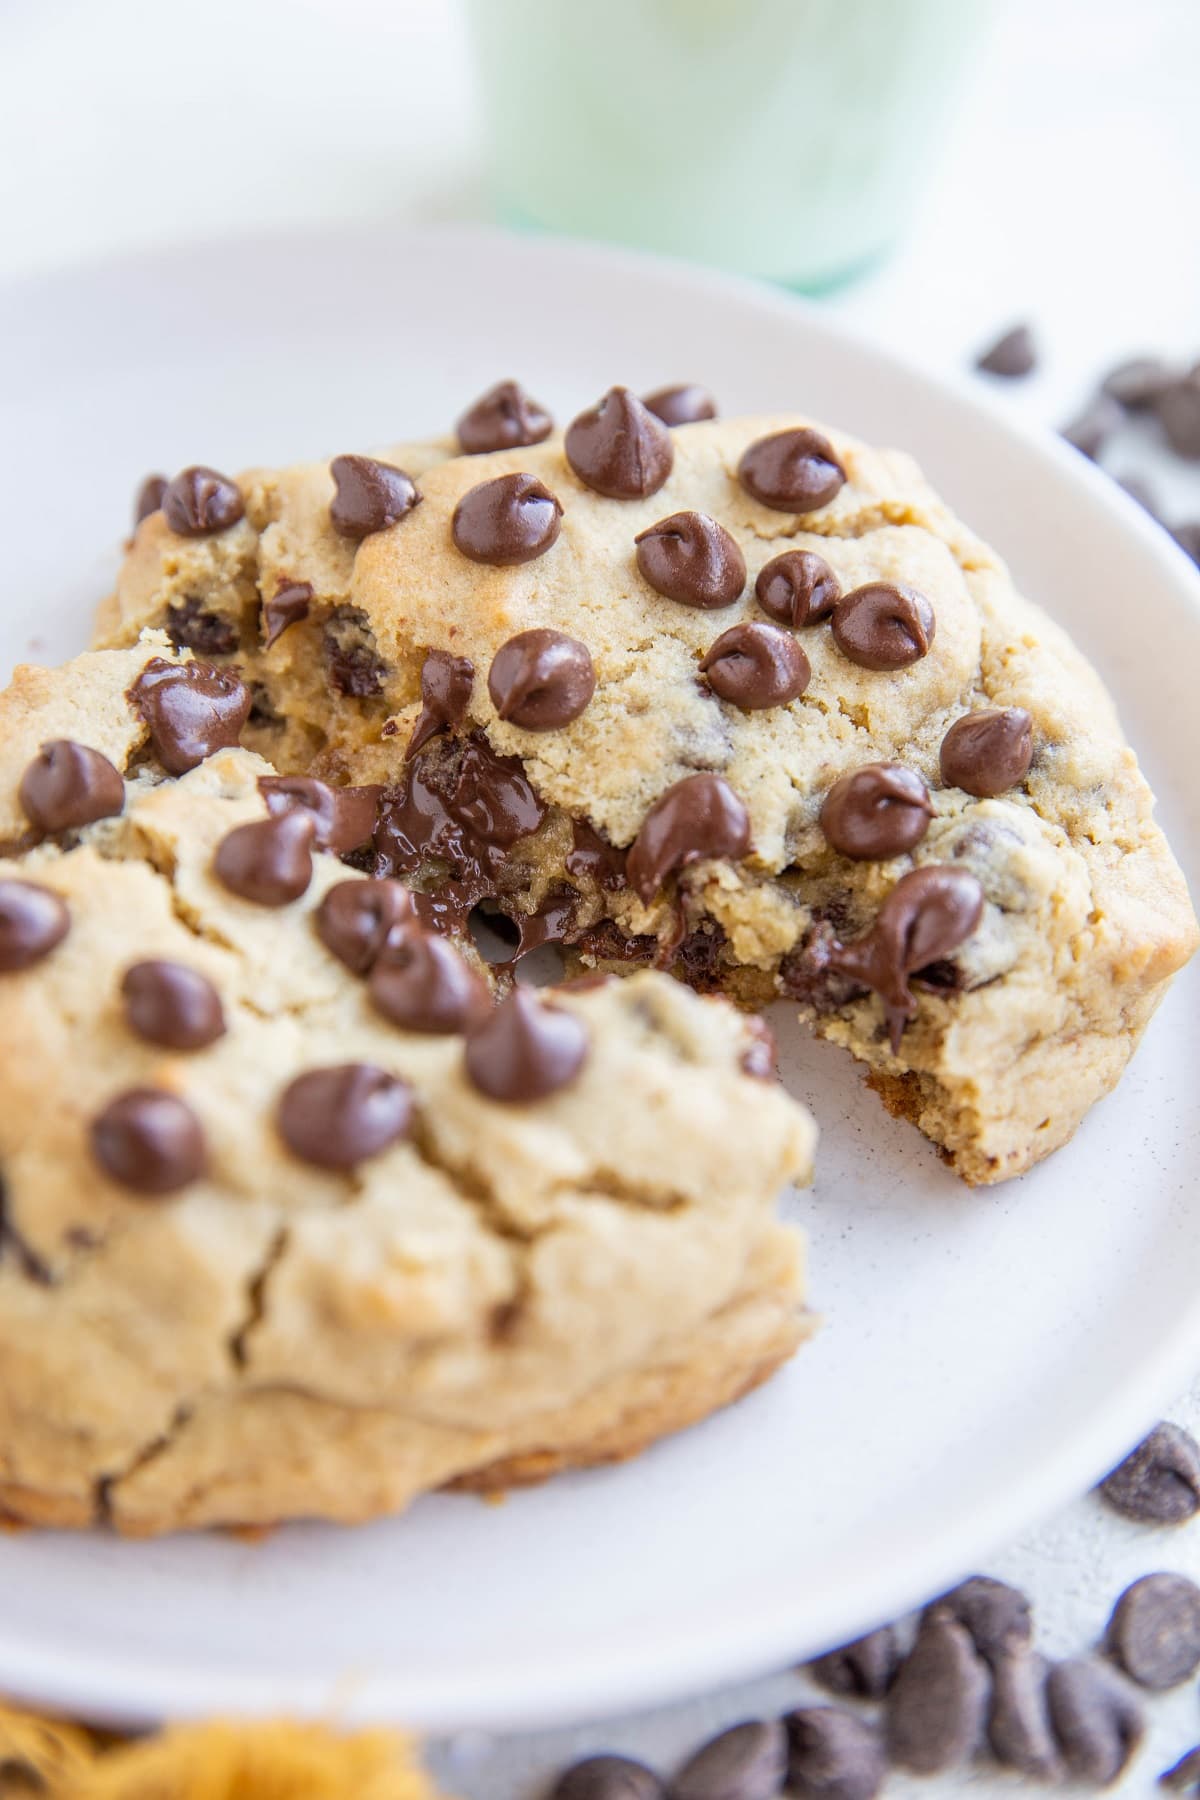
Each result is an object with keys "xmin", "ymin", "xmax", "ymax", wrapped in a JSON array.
[
  {"xmin": 819, "ymin": 764, "xmax": 931, "ymax": 861},
  {"xmin": 452, "ymin": 472, "xmax": 563, "ymax": 565},
  {"xmin": 973, "ymin": 323, "xmax": 1038, "ymax": 379},
  {"xmin": 0, "ymin": 879, "xmax": 70, "ymax": 973},
  {"xmin": 551, "ymin": 1755, "xmax": 665, "ymax": 1800},
  {"xmin": 754, "ymin": 550, "xmax": 840, "ymax": 628},
  {"xmin": 324, "ymin": 604, "xmax": 388, "ymax": 698},
  {"xmin": 832, "ymin": 583, "xmax": 935, "ymax": 671},
  {"xmin": 406, "ymin": 650, "xmax": 476, "ymax": 759},
  {"xmin": 738, "ymin": 428, "xmax": 845, "ymax": 513},
  {"xmin": 261, "ymin": 579, "xmax": 313, "ymax": 650},
  {"xmin": 700, "ymin": 621, "xmax": 809, "ymax": 709},
  {"xmin": 1158, "ymin": 371, "xmax": 1200, "ymax": 459},
  {"xmin": 627, "ymin": 774, "xmax": 752, "ymax": 905},
  {"xmin": 464, "ymin": 988, "xmax": 588, "ymax": 1103},
  {"xmin": 120, "ymin": 960, "xmax": 226, "ymax": 1052},
  {"xmin": 940, "ymin": 708, "xmax": 1033, "ymax": 797},
  {"xmin": 329, "ymin": 454, "xmax": 420, "ymax": 539},
  {"xmin": 635, "ymin": 511, "xmax": 746, "ymax": 610},
  {"xmin": 134, "ymin": 473, "xmax": 167, "ymax": 526},
  {"xmin": 566, "ymin": 819, "xmax": 628, "ymax": 892},
  {"xmin": 784, "ymin": 1708, "xmax": 885, "ymax": 1800},
  {"xmin": 927, "ymin": 1577, "xmax": 1032, "ymax": 1662},
  {"xmin": 1106, "ymin": 1573, "xmax": 1200, "ymax": 1690},
  {"xmin": 315, "ymin": 878, "xmax": 415, "ymax": 974},
  {"xmin": 213, "ymin": 811, "xmax": 315, "ymax": 906},
  {"xmin": 830, "ymin": 865, "xmax": 985, "ymax": 1050},
  {"xmin": 277, "ymin": 1063, "xmax": 413, "ymax": 1168},
  {"xmin": 1102, "ymin": 356, "xmax": 1175, "ymax": 411},
  {"xmin": 90, "ymin": 1089, "xmax": 207, "ymax": 1194},
  {"xmin": 988, "ymin": 1649, "xmax": 1060, "ymax": 1778},
  {"xmin": 165, "ymin": 598, "xmax": 238, "ymax": 658},
  {"xmin": 1099, "ymin": 1422, "xmax": 1200, "ymax": 1524},
  {"xmin": 809, "ymin": 1626, "xmax": 902, "ymax": 1701},
  {"xmin": 369, "ymin": 930, "xmax": 489, "ymax": 1033},
  {"xmin": 130, "ymin": 656, "xmax": 251, "ymax": 775},
  {"xmin": 161, "ymin": 467, "xmax": 244, "ymax": 537},
  {"xmin": 1161, "ymin": 1744, "xmax": 1200, "ymax": 1790},
  {"xmin": 1061, "ymin": 394, "xmax": 1123, "ymax": 460},
  {"xmin": 565, "ymin": 386, "xmax": 674, "ymax": 500},
  {"xmin": 885, "ymin": 1613, "xmax": 988, "ymax": 1775},
  {"xmin": 488, "ymin": 629, "xmax": 595, "ymax": 729},
  {"xmin": 1045, "ymin": 1657, "xmax": 1143, "ymax": 1784},
  {"xmin": 671, "ymin": 1720, "xmax": 787, "ymax": 1800},
  {"xmin": 258, "ymin": 774, "xmax": 380, "ymax": 855},
  {"xmin": 456, "ymin": 380, "xmax": 553, "ymax": 454},
  {"xmin": 19, "ymin": 740, "xmax": 125, "ymax": 835},
  {"xmin": 642, "ymin": 384, "xmax": 717, "ymax": 427}
]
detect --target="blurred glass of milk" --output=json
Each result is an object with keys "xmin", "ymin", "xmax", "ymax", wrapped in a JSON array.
[{"xmin": 465, "ymin": 0, "xmax": 991, "ymax": 290}]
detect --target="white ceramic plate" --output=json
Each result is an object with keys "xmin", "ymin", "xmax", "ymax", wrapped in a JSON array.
[{"xmin": 1, "ymin": 225, "xmax": 1198, "ymax": 1734}]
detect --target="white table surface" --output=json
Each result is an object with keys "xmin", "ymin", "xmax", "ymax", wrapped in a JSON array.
[{"xmin": 3, "ymin": 1, "xmax": 1200, "ymax": 1791}]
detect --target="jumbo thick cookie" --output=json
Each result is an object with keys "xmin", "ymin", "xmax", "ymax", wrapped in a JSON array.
[
  {"xmin": 0, "ymin": 639, "xmax": 814, "ymax": 1534},
  {"xmin": 96, "ymin": 391, "xmax": 1199, "ymax": 1183}
]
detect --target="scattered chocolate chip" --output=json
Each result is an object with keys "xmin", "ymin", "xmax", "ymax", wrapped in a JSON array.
[
  {"xmin": 809, "ymin": 1626, "xmax": 902, "ymax": 1701},
  {"xmin": 754, "ymin": 549, "xmax": 840, "ymax": 628},
  {"xmin": 452, "ymin": 471, "xmax": 563, "ymax": 565},
  {"xmin": 642, "ymin": 383, "xmax": 717, "ymax": 427},
  {"xmin": 130, "ymin": 657, "xmax": 251, "ymax": 775},
  {"xmin": 1173, "ymin": 523, "xmax": 1200, "ymax": 568},
  {"xmin": 819, "ymin": 764, "xmax": 931, "ymax": 861},
  {"xmin": 247, "ymin": 682, "xmax": 284, "ymax": 731},
  {"xmin": 566, "ymin": 819, "xmax": 628, "ymax": 892},
  {"xmin": 134, "ymin": 473, "xmax": 167, "ymax": 526},
  {"xmin": 497, "ymin": 888, "xmax": 578, "ymax": 962},
  {"xmin": 635, "ymin": 511, "xmax": 746, "ymax": 609},
  {"xmin": 0, "ymin": 879, "xmax": 70, "ymax": 973},
  {"xmin": 1098, "ymin": 1422, "xmax": 1200, "ymax": 1524},
  {"xmin": 162, "ymin": 467, "xmax": 244, "ymax": 536},
  {"xmin": 672, "ymin": 1720, "xmax": 787, "ymax": 1800},
  {"xmin": 165, "ymin": 597, "xmax": 238, "ymax": 657},
  {"xmin": 974, "ymin": 323, "xmax": 1038, "ymax": 379},
  {"xmin": 738, "ymin": 428, "xmax": 845, "ymax": 513},
  {"xmin": 940, "ymin": 708, "xmax": 1033, "ymax": 797},
  {"xmin": 329, "ymin": 454, "xmax": 420, "ymax": 538},
  {"xmin": 927, "ymin": 1577, "xmax": 1032, "ymax": 1663},
  {"xmin": 90, "ymin": 1089, "xmax": 207, "ymax": 1194},
  {"xmin": 988, "ymin": 1649, "xmax": 1060, "ymax": 1779},
  {"xmin": 700, "ymin": 621, "xmax": 809, "ymax": 709},
  {"xmin": 830, "ymin": 865, "xmax": 985, "ymax": 1051},
  {"xmin": 885, "ymin": 1613, "xmax": 988, "ymax": 1775},
  {"xmin": 832, "ymin": 583, "xmax": 935, "ymax": 671},
  {"xmin": 261, "ymin": 579, "xmax": 313, "ymax": 650},
  {"xmin": 627, "ymin": 774, "xmax": 752, "ymax": 905},
  {"xmin": 19, "ymin": 740, "xmax": 125, "ymax": 836},
  {"xmin": 369, "ymin": 930, "xmax": 489, "ymax": 1034},
  {"xmin": 1045, "ymin": 1658, "xmax": 1144, "ymax": 1785},
  {"xmin": 488, "ymin": 629, "xmax": 595, "ymax": 729},
  {"xmin": 258, "ymin": 774, "xmax": 380, "ymax": 855},
  {"xmin": 213, "ymin": 811, "xmax": 315, "ymax": 907},
  {"xmin": 324, "ymin": 604, "xmax": 388, "ymax": 699},
  {"xmin": 1061, "ymin": 394, "xmax": 1123, "ymax": 460},
  {"xmin": 1161, "ymin": 1744, "xmax": 1200, "ymax": 1791},
  {"xmin": 551, "ymin": 1755, "xmax": 666, "ymax": 1800},
  {"xmin": 315, "ymin": 878, "xmax": 414, "ymax": 974},
  {"xmin": 406, "ymin": 649, "xmax": 476, "ymax": 759},
  {"xmin": 456, "ymin": 379, "xmax": 553, "ymax": 454},
  {"xmin": 565, "ymin": 386, "xmax": 674, "ymax": 500},
  {"xmin": 277, "ymin": 1063, "xmax": 413, "ymax": 1168},
  {"xmin": 121, "ymin": 960, "xmax": 226, "ymax": 1051},
  {"xmin": 1103, "ymin": 356, "xmax": 1175, "ymax": 411},
  {"xmin": 1157, "ymin": 369, "xmax": 1200, "ymax": 459},
  {"xmin": 1106, "ymin": 1573, "xmax": 1200, "ymax": 1690},
  {"xmin": 784, "ymin": 1708, "xmax": 885, "ymax": 1800},
  {"xmin": 464, "ymin": 988, "xmax": 588, "ymax": 1103}
]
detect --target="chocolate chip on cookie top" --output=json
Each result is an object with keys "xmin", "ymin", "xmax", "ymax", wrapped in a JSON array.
[
  {"xmin": 635, "ymin": 511, "xmax": 747, "ymax": 609},
  {"xmin": 487, "ymin": 629, "xmax": 595, "ymax": 730},
  {"xmin": 121, "ymin": 960, "xmax": 226, "ymax": 1051},
  {"xmin": 552, "ymin": 1755, "xmax": 665, "ymax": 1800},
  {"xmin": 820, "ymin": 764, "xmax": 933, "ymax": 860},
  {"xmin": 642, "ymin": 383, "xmax": 718, "ymax": 427},
  {"xmin": 213, "ymin": 811, "xmax": 315, "ymax": 906},
  {"xmin": 369, "ymin": 930, "xmax": 489, "ymax": 1034},
  {"xmin": 261, "ymin": 579, "xmax": 313, "ymax": 650},
  {"xmin": 565, "ymin": 385, "xmax": 674, "ymax": 500},
  {"xmin": 133, "ymin": 473, "xmax": 167, "ymax": 527},
  {"xmin": 456, "ymin": 379, "xmax": 554, "ymax": 454},
  {"xmin": 161, "ymin": 466, "xmax": 245, "ymax": 537},
  {"xmin": 0, "ymin": 878, "xmax": 70, "ymax": 972},
  {"xmin": 829, "ymin": 865, "xmax": 985, "ymax": 1050},
  {"xmin": 627, "ymin": 773, "xmax": 753, "ymax": 905},
  {"xmin": 452, "ymin": 472, "xmax": 564, "ymax": 565},
  {"xmin": 406, "ymin": 650, "xmax": 476, "ymax": 759},
  {"xmin": 465, "ymin": 988, "xmax": 589, "ymax": 1103},
  {"xmin": 755, "ymin": 549, "xmax": 841, "ymax": 628},
  {"xmin": 130, "ymin": 657, "xmax": 251, "ymax": 775},
  {"xmin": 738, "ymin": 427, "xmax": 846, "ymax": 512},
  {"xmin": 258, "ymin": 774, "xmax": 381, "ymax": 856},
  {"xmin": 940, "ymin": 707, "xmax": 1034, "ymax": 797},
  {"xmin": 315, "ymin": 878, "xmax": 414, "ymax": 974},
  {"xmin": 90, "ymin": 1088, "xmax": 207, "ymax": 1194},
  {"xmin": 700, "ymin": 622, "xmax": 810, "ymax": 710},
  {"xmin": 832, "ymin": 582, "xmax": 936, "ymax": 671},
  {"xmin": 329, "ymin": 453, "xmax": 421, "ymax": 539},
  {"xmin": 19, "ymin": 740, "xmax": 125, "ymax": 836},
  {"xmin": 277, "ymin": 1063, "xmax": 414, "ymax": 1168}
]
